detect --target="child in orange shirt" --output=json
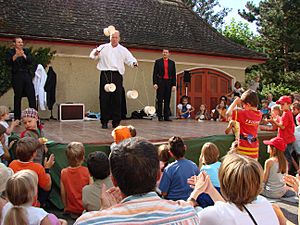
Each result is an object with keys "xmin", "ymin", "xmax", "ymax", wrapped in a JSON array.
[
  {"xmin": 226, "ymin": 90, "xmax": 262, "ymax": 159},
  {"xmin": 9, "ymin": 137, "xmax": 55, "ymax": 207},
  {"xmin": 60, "ymin": 142, "xmax": 91, "ymax": 217}
]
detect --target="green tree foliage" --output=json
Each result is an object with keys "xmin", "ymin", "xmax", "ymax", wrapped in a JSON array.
[
  {"xmin": 222, "ymin": 18, "xmax": 262, "ymax": 51},
  {"xmin": 0, "ymin": 46, "xmax": 56, "ymax": 97},
  {"xmin": 0, "ymin": 46, "xmax": 12, "ymax": 97},
  {"xmin": 238, "ymin": 0, "xmax": 300, "ymax": 94},
  {"xmin": 182, "ymin": 0, "xmax": 232, "ymax": 29}
]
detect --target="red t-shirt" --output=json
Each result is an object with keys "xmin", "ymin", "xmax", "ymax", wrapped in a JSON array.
[
  {"xmin": 163, "ymin": 59, "xmax": 168, "ymax": 79},
  {"xmin": 61, "ymin": 166, "xmax": 90, "ymax": 214},
  {"xmin": 278, "ymin": 110, "xmax": 295, "ymax": 144},
  {"xmin": 232, "ymin": 109, "xmax": 262, "ymax": 159}
]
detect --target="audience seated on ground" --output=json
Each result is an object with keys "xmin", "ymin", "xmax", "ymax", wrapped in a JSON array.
[
  {"xmin": 9, "ymin": 137, "xmax": 54, "ymax": 207},
  {"xmin": 177, "ymin": 95, "xmax": 195, "ymax": 119},
  {"xmin": 1, "ymin": 169, "xmax": 66, "ymax": 225},
  {"xmin": 60, "ymin": 142, "xmax": 91, "ymax": 217},
  {"xmin": 212, "ymin": 98, "xmax": 227, "ymax": 122},
  {"xmin": 82, "ymin": 151, "xmax": 113, "ymax": 211},
  {"xmin": 262, "ymin": 137, "xmax": 295, "ymax": 198},
  {"xmin": 195, "ymin": 104, "xmax": 211, "ymax": 121},
  {"xmin": 159, "ymin": 136, "xmax": 199, "ymax": 201},
  {"xmin": 196, "ymin": 142, "xmax": 221, "ymax": 208},
  {"xmin": 75, "ymin": 137, "xmax": 207, "ymax": 225},
  {"xmin": 188, "ymin": 153, "xmax": 285, "ymax": 225}
]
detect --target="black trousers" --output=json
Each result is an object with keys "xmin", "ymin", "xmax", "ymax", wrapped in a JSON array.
[
  {"xmin": 12, "ymin": 72, "xmax": 36, "ymax": 120},
  {"xmin": 99, "ymin": 71, "xmax": 123, "ymax": 125},
  {"xmin": 156, "ymin": 79, "xmax": 172, "ymax": 119},
  {"xmin": 121, "ymin": 86, "xmax": 127, "ymax": 119}
]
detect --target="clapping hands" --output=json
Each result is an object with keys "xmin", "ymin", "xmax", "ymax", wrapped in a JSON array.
[
  {"xmin": 188, "ymin": 172, "xmax": 214, "ymax": 196},
  {"xmin": 100, "ymin": 183, "xmax": 123, "ymax": 210}
]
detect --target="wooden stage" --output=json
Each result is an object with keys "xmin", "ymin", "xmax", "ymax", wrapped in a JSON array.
[{"xmin": 22, "ymin": 119, "xmax": 229, "ymax": 145}]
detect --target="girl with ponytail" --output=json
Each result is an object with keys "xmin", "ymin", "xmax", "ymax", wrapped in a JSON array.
[{"xmin": 1, "ymin": 170, "xmax": 63, "ymax": 225}]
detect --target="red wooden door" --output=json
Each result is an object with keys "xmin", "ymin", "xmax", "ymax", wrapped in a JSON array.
[{"xmin": 177, "ymin": 69, "xmax": 232, "ymax": 118}]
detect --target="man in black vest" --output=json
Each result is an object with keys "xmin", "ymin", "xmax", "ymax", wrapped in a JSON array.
[
  {"xmin": 153, "ymin": 49, "xmax": 176, "ymax": 121},
  {"xmin": 6, "ymin": 37, "xmax": 36, "ymax": 120}
]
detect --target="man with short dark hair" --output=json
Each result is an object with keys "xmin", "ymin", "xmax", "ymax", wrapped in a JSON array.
[
  {"xmin": 75, "ymin": 137, "xmax": 201, "ymax": 224},
  {"xmin": 153, "ymin": 49, "xmax": 176, "ymax": 121},
  {"xmin": 6, "ymin": 37, "xmax": 36, "ymax": 120}
]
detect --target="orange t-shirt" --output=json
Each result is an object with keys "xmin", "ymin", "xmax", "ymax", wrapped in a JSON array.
[
  {"xmin": 9, "ymin": 160, "xmax": 51, "ymax": 207},
  {"xmin": 9, "ymin": 160, "xmax": 50, "ymax": 190},
  {"xmin": 232, "ymin": 109, "xmax": 262, "ymax": 159},
  {"xmin": 61, "ymin": 166, "xmax": 90, "ymax": 214}
]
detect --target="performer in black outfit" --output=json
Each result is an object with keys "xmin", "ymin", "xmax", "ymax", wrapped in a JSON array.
[
  {"xmin": 153, "ymin": 49, "xmax": 176, "ymax": 121},
  {"xmin": 6, "ymin": 37, "xmax": 36, "ymax": 120},
  {"xmin": 89, "ymin": 31, "xmax": 138, "ymax": 129}
]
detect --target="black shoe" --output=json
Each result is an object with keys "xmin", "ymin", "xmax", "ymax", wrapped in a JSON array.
[
  {"xmin": 164, "ymin": 118, "xmax": 172, "ymax": 121},
  {"xmin": 102, "ymin": 124, "xmax": 108, "ymax": 129},
  {"xmin": 158, "ymin": 117, "xmax": 163, "ymax": 121},
  {"xmin": 112, "ymin": 121, "xmax": 120, "ymax": 128}
]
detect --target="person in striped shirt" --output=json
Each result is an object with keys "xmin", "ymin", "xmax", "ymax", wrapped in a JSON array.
[{"xmin": 75, "ymin": 137, "xmax": 207, "ymax": 225}]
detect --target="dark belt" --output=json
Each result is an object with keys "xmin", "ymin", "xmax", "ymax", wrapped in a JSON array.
[{"xmin": 240, "ymin": 135, "xmax": 257, "ymax": 143}]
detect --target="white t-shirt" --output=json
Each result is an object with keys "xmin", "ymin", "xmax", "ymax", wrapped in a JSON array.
[
  {"xmin": 89, "ymin": 43, "xmax": 137, "ymax": 75},
  {"xmin": 0, "ymin": 121, "xmax": 9, "ymax": 157},
  {"xmin": 197, "ymin": 195, "xmax": 279, "ymax": 225},
  {"xmin": 177, "ymin": 104, "xmax": 192, "ymax": 110},
  {"xmin": 1, "ymin": 202, "xmax": 48, "ymax": 225}
]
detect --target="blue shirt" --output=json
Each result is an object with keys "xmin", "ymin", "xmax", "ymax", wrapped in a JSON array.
[
  {"xmin": 200, "ymin": 161, "xmax": 221, "ymax": 187},
  {"xmin": 159, "ymin": 158, "xmax": 200, "ymax": 201}
]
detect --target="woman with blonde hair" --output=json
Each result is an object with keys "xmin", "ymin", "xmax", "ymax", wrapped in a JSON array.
[
  {"xmin": 1, "ymin": 170, "xmax": 65, "ymax": 225},
  {"xmin": 189, "ymin": 154, "xmax": 281, "ymax": 225}
]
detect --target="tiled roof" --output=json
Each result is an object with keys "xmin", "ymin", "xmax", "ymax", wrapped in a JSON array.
[{"xmin": 0, "ymin": 0, "xmax": 266, "ymax": 60}]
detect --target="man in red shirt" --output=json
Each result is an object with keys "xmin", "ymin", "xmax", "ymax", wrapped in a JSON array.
[
  {"xmin": 226, "ymin": 90, "xmax": 262, "ymax": 159},
  {"xmin": 272, "ymin": 96, "xmax": 296, "ymax": 174},
  {"xmin": 153, "ymin": 49, "xmax": 176, "ymax": 121}
]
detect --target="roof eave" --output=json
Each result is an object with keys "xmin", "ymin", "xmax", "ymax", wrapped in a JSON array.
[{"xmin": 0, "ymin": 33, "xmax": 268, "ymax": 62}]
